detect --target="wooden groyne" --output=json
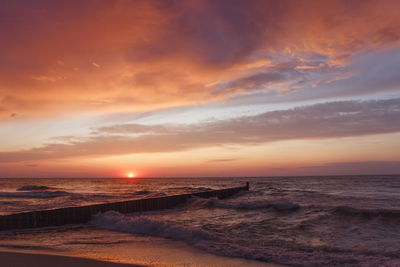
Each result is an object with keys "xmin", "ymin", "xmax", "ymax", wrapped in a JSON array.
[{"xmin": 0, "ymin": 183, "xmax": 249, "ymax": 231}]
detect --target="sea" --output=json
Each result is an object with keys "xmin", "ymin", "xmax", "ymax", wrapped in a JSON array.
[{"xmin": 0, "ymin": 176, "xmax": 399, "ymax": 267}]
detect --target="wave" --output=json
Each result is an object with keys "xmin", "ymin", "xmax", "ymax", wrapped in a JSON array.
[
  {"xmin": 148, "ymin": 192, "xmax": 167, "ymax": 197},
  {"xmin": 90, "ymin": 211, "xmax": 396, "ymax": 267},
  {"xmin": 64, "ymin": 240, "xmax": 131, "ymax": 245},
  {"xmin": 0, "ymin": 244, "xmax": 59, "ymax": 251},
  {"xmin": 17, "ymin": 185, "xmax": 52, "ymax": 191},
  {"xmin": 0, "ymin": 190, "xmax": 69, "ymax": 199},
  {"xmin": 91, "ymin": 211, "xmax": 211, "ymax": 242},
  {"xmin": 205, "ymin": 198, "xmax": 399, "ymax": 218},
  {"xmin": 226, "ymin": 201, "xmax": 301, "ymax": 211},
  {"xmin": 333, "ymin": 206, "xmax": 400, "ymax": 218},
  {"xmin": 187, "ymin": 197, "xmax": 301, "ymax": 212},
  {"xmin": 188, "ymin": 197, "xmax": 400, "ymax": 222},
  {"xmin": 131, "ymin": 190, "xmax": 151, "ymax": 196},
  {"xmin": 168, "ymin": 186, "xmax": 212, "ymax": 192}
]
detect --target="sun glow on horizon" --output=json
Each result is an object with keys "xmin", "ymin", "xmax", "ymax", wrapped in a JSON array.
[{"xmin": 127, "ymin": 172, "xmax": 136, "ymax": 178}]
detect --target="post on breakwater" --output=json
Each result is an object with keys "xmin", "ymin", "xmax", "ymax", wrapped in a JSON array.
[{"xmin": 0, "ymin": 182, "xmax": 249, "ymax": 231}]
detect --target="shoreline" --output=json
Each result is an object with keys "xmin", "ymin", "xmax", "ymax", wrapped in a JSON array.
[
  {"xmin": 0, "ymin": 250, "xmax": 145, "ymax": 267},
  {"xmin": 0, "ymin": 233, "xmax": 284, "ymax": 267}
]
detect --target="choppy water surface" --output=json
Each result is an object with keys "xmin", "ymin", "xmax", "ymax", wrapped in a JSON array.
[{"xmin": 0, "ymin": 176, "xmax": 400, "ymax": 266}]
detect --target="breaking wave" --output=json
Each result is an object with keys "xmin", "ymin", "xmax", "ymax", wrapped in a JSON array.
[
  {"xmin": 90, "ymin": 211, "xmax": 211, "ymax": 242},
  {"xmin": 333, "ymin": 206, "xmax": 400, "ymax": 218},
  {"xmin": 188, "ymin": 197, "xmax": 400, "ymax": 220},
  {"xmin": 17, "ymin": 185, "xmax": 52, "ymax": 191},
  {"xmin": 0, "ymin": 191, "xmax": 70, "ymax": 199},
  {"xmin": 90, "ymin": 210, "xmax": 399, "ymax": 267},
  {"xmin": 217, "ymin": 200, "xmax": 300, "ymax": 211},
  {"xmin": 187, "ymin": 197, "xmax": 301, "ymax": 211}
]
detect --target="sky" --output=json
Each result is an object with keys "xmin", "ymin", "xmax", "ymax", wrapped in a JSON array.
[{"xmin": 1, "ymin": 0, "xmax": 400, "ymax": 178}]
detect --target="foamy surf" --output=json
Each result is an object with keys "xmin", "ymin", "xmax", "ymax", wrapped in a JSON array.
[
  {"xmin": 91, "ymin": 211, "xmax": 211, "ymax": 242},
  {"xmin": 90, "ymin": 209, "xmax": 400, "ymax": 267}
]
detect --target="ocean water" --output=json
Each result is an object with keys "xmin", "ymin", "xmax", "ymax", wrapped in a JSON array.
[{"xmin": 0, "ymin": 176, "xmax": 400, "ymax": 266}]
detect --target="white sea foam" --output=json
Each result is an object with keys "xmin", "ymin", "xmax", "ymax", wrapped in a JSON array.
[{"xmin": 91, "ymin": 211, "xmax": 211, "ymax": 242}]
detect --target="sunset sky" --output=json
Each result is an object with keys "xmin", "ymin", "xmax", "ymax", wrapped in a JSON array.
[{"xmin": 1, "ymin": 0, "xmax": 400, "ymax": 177}]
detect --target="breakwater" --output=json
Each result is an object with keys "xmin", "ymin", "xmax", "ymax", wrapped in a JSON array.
[{"xmin": 0, "ymin": 183, "xmax": 249, "ymax": 231}]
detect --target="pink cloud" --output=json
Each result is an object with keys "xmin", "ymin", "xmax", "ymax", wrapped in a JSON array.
[{"xmin": 1, "ymin": 0, "xmax": 400, "ymax": 119}]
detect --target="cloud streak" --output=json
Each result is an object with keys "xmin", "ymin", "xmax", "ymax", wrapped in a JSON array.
[
  {"xmin": 1, "ymin": 98, "xmax": 400, "ymax": 162},
  {"xmin": 293, "ymin": 161, "xmax": 400, "ymax": 175},
  {"xmin": 1, "ymin": 0, "xmax": 400, "ymax": 118}
]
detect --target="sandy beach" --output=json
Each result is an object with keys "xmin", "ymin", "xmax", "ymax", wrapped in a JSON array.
[
  {"xmin": 0, "ymin": 229, "xmax": 282, "ymax": 267},
  {"xmin": 0, "ymin": 251, "xmax": 144, "ymax": 267},
  {"xmin": 0, "ymin": 232, "xmax": 282, "ymax": 267}
]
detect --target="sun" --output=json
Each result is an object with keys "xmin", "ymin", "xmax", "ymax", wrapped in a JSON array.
[{"xmin": 127, "ymin": 172, "xmax": 136, "ymax": 178}]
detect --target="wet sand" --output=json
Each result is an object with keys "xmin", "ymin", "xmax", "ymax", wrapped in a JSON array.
[
  {"xmin": 0, "ymin": 235, "xmax": 283, "ymax": 267},
  {"xmin": 0, "ymin": 251, "xmax": 144, "ymax": 267}
]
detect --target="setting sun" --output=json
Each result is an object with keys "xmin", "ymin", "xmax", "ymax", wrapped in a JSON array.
[{"xmin": 127, "ymin": 172, "xmax": 136, "ymax": 178}]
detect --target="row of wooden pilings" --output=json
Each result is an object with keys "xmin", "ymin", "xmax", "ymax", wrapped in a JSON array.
[{"xmin": 0, "ymin": 183, "xmax": 249, "ymax": 231}]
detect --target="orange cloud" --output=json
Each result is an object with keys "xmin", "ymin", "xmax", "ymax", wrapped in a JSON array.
[
  {"xmin": 0, "ymin": 0, "xmax": 399, "ymax": 119},
  {"xmin": 1, "ymin": 98, "xmax": 400, "ymax": 163}
]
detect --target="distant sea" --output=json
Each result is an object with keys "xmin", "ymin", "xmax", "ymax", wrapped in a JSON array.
[{"xmin": 0, "ymin": 176, "xmax": 399, "ymax": 266}]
